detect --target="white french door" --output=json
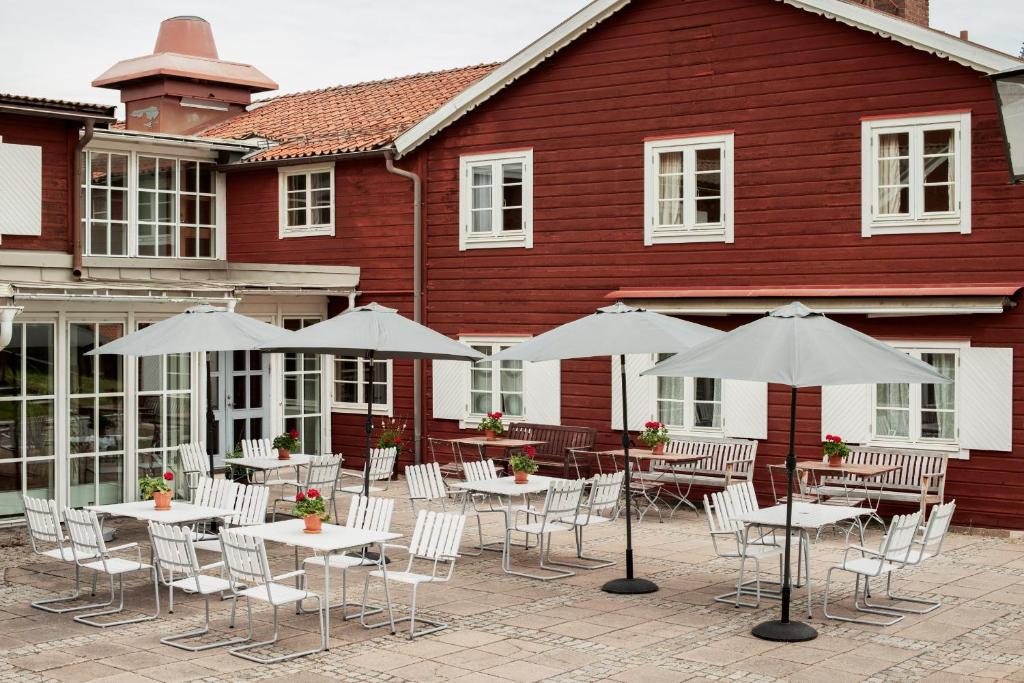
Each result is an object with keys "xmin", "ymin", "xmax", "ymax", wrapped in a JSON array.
[{"xmin": 209, "ymin": 350, "xmax": 269, "ymax": 465}]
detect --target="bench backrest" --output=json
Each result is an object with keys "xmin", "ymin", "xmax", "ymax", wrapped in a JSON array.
[
  {"xmin": 506, "ymin": 423, "xmax": 596, "ymax": 460},
  {"xmin": 842, "ymin": 446, "xmax": 948, "ymax": 494},
  {"xmin": 664, "ymin": 437, "xmax": 758, "ymax": 480}
]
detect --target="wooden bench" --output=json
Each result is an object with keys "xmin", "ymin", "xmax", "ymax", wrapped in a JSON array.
[
  {"xmin": 505, "ymin": 423, "xmax": 597, "ymax": 477},
  {"xmin": 634, "ymin": 436, "xmax": 759, "ymax": 512},
  {"xmin": 814, "ymin": 446, "xmax": 949, "ymax": 515}
]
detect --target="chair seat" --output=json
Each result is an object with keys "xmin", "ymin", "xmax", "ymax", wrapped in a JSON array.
[
  {"xmin": 42, "ymin": 547, "xmax": 97, "ymax": 562},
  {"xmin": 82, "ymin": 557, "xmax": 152, "ymax": 575},
  {"xmin": 839, "ymin": 557, "xmax": 899, "ymax": 576},
  {"xmin": 565, "ymin": 513, "xmax": 614, "ymax": 526},
  {"xmin": 888, "ymin": 548, "xmax": 935, "ymax": 565},
  {"xmin": 513, "ymin": 520, "xmax": 574, "ymax": 535},
  {"xmin": 367, "ymin": 570, "xmax": 438, "ymax": 585},
  {"xmin": 240, "ymin": 582, "xmax": 315, "ymax": 606},
  {"xmin": 303, "ymin": 553, "xmax": 374, "ymax": 570},
  {"xmin": 192, "ymin": 538, "xmax": 224, "ymax": 553},
  {"xmin": 741, "ymin": 543, "xmax": 784, "ymax": 559},
  {"xmin": 339, "ymin": 485, "xmax": 383, "ymax": 494},
  {"xmin": 822, "ymin": 497, "xmax": 867, "ymax": 507},
  {"xmin": 170, "ymin": 574, "xmax": 232, "ymax": 595}
]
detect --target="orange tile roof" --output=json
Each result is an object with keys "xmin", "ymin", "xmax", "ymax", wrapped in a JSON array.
[{"xmin": 199, "ymin": 64, "xmax": 498, "ymax": 162}]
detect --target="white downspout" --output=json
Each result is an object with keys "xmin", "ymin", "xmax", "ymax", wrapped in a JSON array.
[{"xmin": 0, "ymin": 306, "xmax": 23, "ymax": 350}]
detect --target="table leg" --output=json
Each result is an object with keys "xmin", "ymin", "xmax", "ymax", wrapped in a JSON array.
[
  {"xmin": 294, "ymin": 546, "xmax": 301, "ymax": 615},
  {"xmin": 323, "ymin": 549, "xmax": 331, "ymax": 651},
  {"xmin": 803, "ymin": 530, "xmax": 813, "ymax": 619}
]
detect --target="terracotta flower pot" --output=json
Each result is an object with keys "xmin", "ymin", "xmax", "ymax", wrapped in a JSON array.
[
  {"xmin": 652, "ymin": 442, "xmax": 666, "ymax": 455},
  {"xmin": 514, "ymin": 471, "xmax": 529, "ymax": 484},
  {"xmin": 828, "ymin": 454, "xmax": 843, "ymax": 467},
  {"xmin": 303, "ymin": 514, "xmax": 322, "ymax": 534},
  {"xmin": 153, "ymin": 490, "xmax": 172, "ymax": 510},
  {"xmin": 278, "ymin": 448, "xmax": 291, "ymax": 460},
  {"xmin": 484, "ymin": 430, "xmax": 497, "ymax": 441}
]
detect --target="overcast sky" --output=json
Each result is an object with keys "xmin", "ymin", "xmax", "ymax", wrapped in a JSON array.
[{"xmin": 1, "ymin": 0, "xmax": 1020, "ymax": 110}]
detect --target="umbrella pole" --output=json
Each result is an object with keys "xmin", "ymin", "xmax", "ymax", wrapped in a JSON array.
[
  {"xmin": 205, "ymin": 353, "xmax": 217, "ymax": 477},
  {"xmin": 363, "ymin": 351, "xmax": 374, "ymax": 498},
  {"xmin": 752, "ymin": 385, "xmax": 817, "ymax": 642},
  {"xmin": 602, "ymin": 355, "xmax": 658, "ymax": 595}
]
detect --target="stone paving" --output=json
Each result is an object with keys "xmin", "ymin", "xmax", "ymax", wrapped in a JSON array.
[{"xmin": 1, "ymin": 480, "xmax": 1023, "ymax": 682}]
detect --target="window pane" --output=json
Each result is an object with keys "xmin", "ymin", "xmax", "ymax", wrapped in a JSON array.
[
  {"xmin": 696, "ymin": 173, "xmax": 720, "ymax": 198},
  {"xmin": 924, "ymin": 156, "xmax": 953, "ymax": 184},
  {"xmin": 657, "ymin": 400, "xmax": 684, "ymax": 428},
  {"xmin": 198, "ymin": 228, "xmax": 214, "ymax": 258},
  {"xmin": 658, "ymin": 151, "xmax": 683, "ymax": 177},
  {"xmin": 180, "ymin": 196, "xmax": 197, "ymax": 225},
  {"xmin": 89, "ymin": 223, "xmax": 108, "ymax": 255},
  {"xmin": 98, "ymin": 397, "xmax": 123, "ymax": 452},
  {"xmin": 90, "ymin": 153, "xmax": 108, "ymax": 187},
  {"xmin": 471, "ymin": 367, "xmax": 492, "ymax": 391},
  {"xmin": 694, "ymin": 402, "xmax": 721, "ymax": 429},
  {"xmin": 924, "ymin": 185, "xmax": 954, "ymax": 213},
  {"xmin": 503, "ymin": 183, "xmax": 522, "ymax": 208},
  {"xmin": 695, "ymin": 199, "xmax": 721, "ymax": 224},
  {"xmin": 658, "ymin": 173, "xmax": 684, "ymax": 203},
  {"xmin": 878, "ymin": 158, "xmax": 910, "ymax": 185},
  {"xmin": 658, "ymin": 200, "xmax": 684, "ymax": 227},
  {"xmin": 878, "ymin": 132, "xmax": 910, "ymax": 158},
  {"xmin": 158, "ymin": 158, "xmax": 175, "ymax": 190},
  {"xmin": 695, "ymin": 148, "xmax": 721, "ymax": 172},
  {"xmin": 138, "ymin": 157, "xmax": 157, "ymax": 189},
  {"xmin": 311, "ymin": 189, "xmax": 331, "ymax": 208},
  {"xmin": 312, "ymin": 207, "xmax": 331, "ymax": 226},
  {"xmin": 876, "ymin": 383, "xmax": 909, "ymax": 408},
  {"xmin": 924, "ymin": 129, "xmax": 954, "ymax": 155},
  {"xmin": 181, "ymin": 160, "xmax": 198, "ymax": 193},
  {"xmin": 167, "ymin": 395, "xmax": 190, "ymax": 447},
  {"xmin": 471, "ymin": 209, "xmax": 492, "ymax": 233},
  {"xmin": 137, "ymin": 395, "xmax": 160, "ymax": 449},
  {"xmin": 657, "ymin": 376, "xmax": 684, "ymax": 401},
  {"xmin": 287, "ymin": 174, "xmax": 307, "ymax": 192},
  {"xmin": 921, "ymin": 410, "xmax": 955, "ymax": 440},
  {"xmin": 90, "ymin": 188, "xmax": 108, "ymax": 219},
  {"xmin": 471, "ymin": 392, "xmax": 491, "ymax": 414},
  {"xmin": 110, "ymin": 189, "xmax": 126, "ymax": 221},
  {"xmin": 472, "ymin": 186, "xmax": 492, "ymax": 211},
  {"xmin": 311, "ymin": 171, "xmax": 331, "ymax": 189},
  {"xmin": 921, "ymin": 353, "xmax": 955, "ymax": 410},
  {"xmin": 0, "ymin": 327, "xmax": 21, "ymax": 397},
  {"xmin": 138, "ymin": 192, "xmax": 155, "ymax": 222},
  {"xmin": 287, "ymin": 209, "xmax": 307, "ymax": 227},
  {"xmin": 695, "ymin": 377, "xmax": 721, "ymax": 401},
  {"xmin": 502, "ymin": 163, "xmax": 523, "ymax": 185},
  {"xmin": 198, "ymin": 163, "xmax": 214, "ymax": 194},
  {"xmin": 139, "ymin": 355, "xmax": 161, "ymax": 392},
  {"xmin": 24, "ymin": 324, "xmax": 53, "ymax": 396},
  {"xmin": 876, "ymin": 408, "xmax": 910, "ymax": 438},
  {"xmin": 167, "ymin": 353, "xmax": 190, "ymax": 391},
  {"xmin": 0, "ymin": 401, "xmax": 20, "ymax": 458},
  {"xmin": 502, "ymin": 208, "xmax": 522, "ymax": 232},
  {"xmin": 97, "ymin": 455, "xmax": 123, "ymax": 505},
  {"xmin": 69, "ymin": 398, "xmax": 94, "ymax": 454},
  {"xmin": 878, "ymin": 187, "xmax": 910, "ymax": 215},
  {"xmin": 179, "ymin": 226, "xmax": 197, "ymax": 258},
  {"xmin": 471, "ymin": 166, "xmax": 492, "ymax": 187},
  {"xmin": 502, "ymin": 393, "xmax": 523, "ymax": 416},
  {"xmin": 69, "ymin": 323, "xmax": 95, "ymax": 395},
  {"xmin": 109, "ymin": 223, "xmax": 127, "ymax": 256}
]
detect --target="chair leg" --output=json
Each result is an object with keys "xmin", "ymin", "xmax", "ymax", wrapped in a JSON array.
[
  {"xmin": 74, "ymin": 570, "xmax": 161, "ymax": 628},
  {"xmin": 161, "ymin": 593, "xmax": 248, "ymax": 651},
  {"xmin": 31, "ymin": 563, "xmax": 110, "ymax": 614},
  {"xmin": 823, "ymin": 570, "xmax": 904, "ymax": 626},
  {"xmin": 359, "ymin": 571, "xmax": 397, "ymax": 635},
  {"xmin": 861, "ymin": 572, "xmax": 942, "ymax": 615},
  {"xmin": 504, "ymin": 531, "xmax": 576, "ymax": 581},
  {"xmin": 547, "ymin": 525, "xmax": 615, "ymax": 570},
  {"xmin": 229, "ymin": 596, "xmax": 325, "ymax": 663}
]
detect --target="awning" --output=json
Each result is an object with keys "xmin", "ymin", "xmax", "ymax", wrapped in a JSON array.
[{"xmin": 606, "ymin": 285, "xmax": 1022, "ymax": 317}]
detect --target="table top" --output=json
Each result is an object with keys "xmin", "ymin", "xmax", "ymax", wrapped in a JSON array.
[
  {"xmin": 451, "ymin": 475, "xmax": 556, "ymax": 496},
  {"xmin": 735, "ymin": 502, "xmax": 869, "ymax": 530},
  {"xmin": 601, "ymin": 449, "xmax": 709, "ymax": 464},
  {"xmin": 229, "ymin": 454, "xmax": 312, "ymax": 470},
  {"xmin": 87, "ymin": 501, "xmax": 236, "ymax": 524},
  {"xmin": 797, "ymin": 461, "xmax": 900, "ymax": 478},
  {"xmin": 240, "ymin": 519, "xmax": 401, "ymax": 552},
  {"xmin": 451, "ymin": 437, "xmax": 547, "ymax": 449}
]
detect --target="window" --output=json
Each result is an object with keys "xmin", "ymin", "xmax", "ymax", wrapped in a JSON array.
[
  {"xmin": 654, "ymin": 354, "xmax": 723, "ymax": 433},
  {"xmin": 468, "ymin": 341, "xmax": 524, "ymax": 419},
  {"xmin": 284, "ymin": 318, "xmax": 324, "ymax": 453},
  {"xmin": 862, "ymin": 112, "xmax": 971, "ymax": 236},
  {"xmin": 644, "ymin": 133, "xmax": 734, "ymax": 245},
  {"xmin": 459, "ymin": 150, "xmax": 533, "ymax": 250},
  {"xmin": 82, "ymin": 149, "xmax": 220, "ymax": 258},
  {"xmin": 136, "ymin": 326, "xmax": 191, "ymax": 491},
  {"xmin": 279, "ymin": 165, "xmax": 334, "ymax": 237},
  {"xmin": 333, "ymin": 357, "xmax": 391, "ymax": 415},
  {"xmin": 0, "ymin": 323, "xmax": 55, "ymax": 518},
  {"xmin": 874, "ymin": 348, "xmax": 958, "ymax": 446}
]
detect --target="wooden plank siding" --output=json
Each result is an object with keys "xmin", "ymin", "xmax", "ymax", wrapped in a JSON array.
[{"xmin": 412, "ymin": 0, "xmax": 1024, "ymax": 529}]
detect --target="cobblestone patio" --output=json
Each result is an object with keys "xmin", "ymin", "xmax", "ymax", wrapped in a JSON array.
[{"xmin": 2, "ymin": 481, "xmax": 1022, "ymax": 682}]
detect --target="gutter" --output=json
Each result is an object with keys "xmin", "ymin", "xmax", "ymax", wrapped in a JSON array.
[
  {"xmin": 214, "ymin": 148, "xmax": 387, "ymax": 172},
  {"xmin": 72, "ymin": 120, "xmax": 95, "ymax": 278},
  {"xmin": 383, "ymin": 150, "xmax": 424, "ymax": 465}
]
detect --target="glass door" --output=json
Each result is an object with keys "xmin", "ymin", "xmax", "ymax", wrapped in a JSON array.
[
  {"xmin": 210, "ymin": 350, "xmax": 268, "ymax": 465},
  {"xmin": 283, "ymin": 318, "xmax": 323, "ymax": 456}
]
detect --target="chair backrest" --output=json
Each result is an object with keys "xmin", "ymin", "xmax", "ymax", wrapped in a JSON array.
[
  {"xmin": 219, "ymin": 529, "xmax": 272, "ymax": 593},
  {"xmin": 178, "ymin": 442, "xmax": 210, "ymax": 478},
  {"xmin": 540, "ymin": 479, "xmax": 586, "ymax": 522},
  {"xmin": 366, "ymin": 448, "xmax": 397, "ymax": 481},
  {"xmin": 880, "ymin": 512, "xmax": 923, "ymax": 565},
  {"xmin": 586, "ymin": 471, "xmax": 625, "ymax": 518},
  {"xmin": 843, "ymin": 447, "xmax": 948, "ymax": 494},
  {"xmin": 148, "ymin": 522, "xmax": 201, "ymax": 586},
  {"xmin": 918, "ymin": 500, "xmax": 956, "ymax": 558},
  {"xmin": 305, "ymin": 454, "xmax": 342, "ymax": 496},
  {"xmin": 241, "ymin": 438, "xmax": 274, "ymax": 459},
  {"xmin": 665, "ymin": 437, "xmax": 758, "ymax": 479},
  {"xmin": 63, "ymin": 507, "xmax": 107, "ymax": 566},
  {"xmin": 704, "ymin": 482, "xmax": 758, "ymax": 536},
  {"xmin": 345, "ymin": 495, "xmax": 395, "ymax": 533},
  {"xmin": 23, "ymin": 496, "xmax": 64, "ymax": 554},
  {"xmin": 194, "ymin": 476, "xmax": 241, "ymax": 512},
  {"xmin": 464, "ymin": 459, "xmax": 499, "ymax": 482},
  {"xmin": 405, "ymin": 462, "xmax": 447, "ymax": 502},
  {"xmin": 408, "ymin": 510, "xmax": 466, "ymax": 562},
  {"xmin": 506, "ymin": 423, "xmax": 596, "ymax": 461},
  {"xmin": 228, "ymin": 483, "xmax": 270, "ymax": 527}
]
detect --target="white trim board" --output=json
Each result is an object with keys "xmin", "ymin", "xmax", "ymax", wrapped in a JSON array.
[{"xmin": 393, "ymin": 0, "xmax": 1021, "ymax": 157}]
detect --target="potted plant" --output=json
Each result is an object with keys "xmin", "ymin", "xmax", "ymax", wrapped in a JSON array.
[
  {"xmin": 140, "ymin": 471, "xmax": 174, "ymax": 510},
  {"xmin": 273, "ymin": 429, "xmax": 300, "ymax": 460},
  {"xmin": 639, "ymin": 421, "xmax": 670, "ymax": 455},
  {"xmin": 823, "ymin": 434, "xmax": 850, "ymax": 467},
  {"xmin": 509, "ymin": 445, "xmax": 539, "ymax": 484},
  {"xmin": 376, "ymin": 418, "xmax": 406, "ymax": 454},
  {"xmin": 478, "ymin": 411, "xmax": 504, "ymax": 440},
  {"xmin": 294, "ymin": 488, "xmax": 328, "ymax": 533},
  {"xmin": 224, "ymin": 443, "xmax": 252, "ymax": 484}
]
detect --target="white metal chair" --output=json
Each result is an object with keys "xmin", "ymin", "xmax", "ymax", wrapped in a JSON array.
[
  {"xmin": 193, "ymin": 483, "xmax": 269, "ymax": 553},
  {"xmin": 864, "ymin": 500, "xmax": 956, "ymax": 615},
  {"xmin": 179, "ymin": 442, "xmax": 210, "ymax": 501},
  {"xmin": 301, "ymin": 495, "xmax": 395, "ymax": 620},
  {"xmin": 503, "ymin": 479, "xmax": 586, "ymax": 581},
  {"xmin": 219, "ymin": 529, "xmax": 325, "ymax": 663},
  {"xmin": 241, "ymin": 438, "xmax": 290, "ymax": 487},
  {"xmin": 406, "ymin": 462, "xmax": 483, "ymax": 557},
  {"xmin": 148, "ymin": 521, "xmax": 245, "ymax": 651},
  {"xmin": 271, "ymin": 454, "xmax": 342, "ymax": 522},
  {"xmin": 360, "ymin": 510, "xmax": 467, "ymax": 639},
  {"xmin": 551, "ymin": 471, "xmax": 625, "ymax": 570},
  {"xmin": 340, "ymin": 448, "xmax": 397, "ymax": 494},
  {"xmin": 23, "ymin": 496, "xmax": 101, "ymax": 613},
  {"xmin": 63, "ymin": 507, "xmax": 160, "ymax": 628},
  {"xmin": 823, "ymin": 511, "xmax": 922, "ymax": 626},
  {"xmin": 190, "ymin": 477, "xmax": 242, "ymax": 544},
  {"xmin": 461, "ymin": 458, "xmax": 530, "ymax": 552}
]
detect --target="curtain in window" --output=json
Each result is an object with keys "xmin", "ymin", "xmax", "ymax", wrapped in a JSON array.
[
  {"xmin": 878, "ymin": 134, "xmax": 905, "ymax": 214},
  {"xmin": 658, "ymin": 152, "xmax": 684, "ymax": 226}
]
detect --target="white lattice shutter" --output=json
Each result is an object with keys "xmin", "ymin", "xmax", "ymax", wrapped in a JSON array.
[
  {"xmin": 821, "ymin": 384, "xmax": 872, "ymax": 445},
  {"xmin": 722, "ymin": 380, "xmax": 767, "ymax": 439},
  {"xmin": 524, "ymin": 360, "xmax": 560, "ymax": 425},
  {"xmin": 960, "ymin": 347, "xmax": 1012, "ymax": 452},
  {"xmin": 0, "ymin": 142, "xmax": 42, "ymax": 236},
  {"xmin": 431, "ymin": 359, "xmax": 469, "ymax": 421},
  {"xmin": 611, "ymin": 354, "xmax": 655, "ymax": 431}
]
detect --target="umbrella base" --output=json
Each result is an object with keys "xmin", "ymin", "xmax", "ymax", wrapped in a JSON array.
[
  {"xmin": 751, "ymin": 619, "xmax": 818, "ymax": 642},
  {"xmin": 601, "ymin": 577, "xmax": 659, "ymax": 594}
]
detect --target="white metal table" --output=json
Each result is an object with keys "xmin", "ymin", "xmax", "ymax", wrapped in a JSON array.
[
  {"xmin": 450, "ymin": 475, "xmax": 556, "ymax": 563},
  {"xmin": 240, "ymin": 519, "xmax": 401, "ymax": 651},
  {"xmin": 87, "ymin": 500, "xmax": 236, "ymax": 525},
  {"xmin": 229, "ymin": 454, "xmax": 312, "ymax": 486},
  {"xmin": 735, "ymin": 502, "xmax": 869, "ymax": 618}
]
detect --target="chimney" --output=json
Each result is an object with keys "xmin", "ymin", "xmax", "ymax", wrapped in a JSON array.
[
  {"xmin": 845, "ymin": 0, "xmax": 930, "ymax": 27},
  {"xmin": 92, "ymin": 16, "xmax": 277, "ymax": 135}
]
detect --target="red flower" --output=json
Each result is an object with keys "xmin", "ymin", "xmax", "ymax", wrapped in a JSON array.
[
  {"xmin": 295, "ymin": 491, "xmax": 306, "ymax": 502},
  {"xmin": 523, "ymin": 446, "xmax": 537, "ymax": 457},
  {"xmin": 394, "ymin": 437, "xmax": 402, "ymax": 444},
  {"xmin": 289, "ymin": 429, "xmax": 299, "ymax": 438},
  {"xmin": 306, "ymin": 488, "xmax": 320, "ymax": 499},
  {"xmin": 163, "ymin": 471, "xmax": 174, "ymax": 481},
  {"xmin": 645, "ymin": 421, "xmax": 662, "ymax": 430},
  {"xmin": 493, "ymin": 411, "xmax": 503, "ymax": 419}
]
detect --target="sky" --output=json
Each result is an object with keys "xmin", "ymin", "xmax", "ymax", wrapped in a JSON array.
[{"xmin": 0, "ymin": 0, "xmax": 1020, "ymax": 110}]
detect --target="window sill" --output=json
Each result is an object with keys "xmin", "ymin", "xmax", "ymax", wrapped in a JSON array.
[
  {"xmin": 461, "ymin": 233, "xmax": 531, "ymax": 251},
  {"xmin": 867, "ymin": 439, "xmax": 968, "ymax": 460},
  {"xmin": 332, "ymin": 404, "xmax": 392, "ymax": 417},
  {"xmin": 646, "ymin": 230, "xmax": 729, "ymax": 246},
  {"xmin": 666, "ymin": 427, "xmax": 726, "ymax": 440},
  {"xmin": 864, "ymin": 220, "xmax": 966, "ymax": 237},
  {"xmin": 279, "ymin": 226, "xmax": 336, "ymax": 239},
  {"xmin": 459, "ymin": 416, "xmax": 524, "ymax": 431}
]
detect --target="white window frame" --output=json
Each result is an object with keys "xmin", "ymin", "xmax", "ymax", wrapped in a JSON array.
[
  {"xmin": 459, "ymin": 150, "xmax": 533, "ymax": 250},
  {"xmin": 644, "ymin": 132, "xmax": 734, "ymax": 246},
  {"xmin": 870, "ymin": 340, "xmax": 964, "ymax": 452},
  {"xmin": 278, "ymin": 163, "xmax": 335, "ymax": 238},
  {"xmin": 861, "ymin": 112, "xmax": 971, "ymax": 237},
  {"xmin": 652, "ymin": 354, "xmax": 724, "ymax": 437},
  {"xmin": 460, "ymin": 336, "xmax": 527, "ymax": 426},
  {"xmin": 332, "ymin": 357, "xmax": 393, "ymax": 416}
]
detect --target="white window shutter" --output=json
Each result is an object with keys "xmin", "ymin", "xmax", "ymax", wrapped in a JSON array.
[
  {"xmin": 722, "ymin": 380, "xmax": 767, "ymax": 440},
  {"xmin": 821, "ymin": 384, "xmax": 872, "ymax": 445},
  {"xmin": 960, "ymin": 347, "xmax": 1013, "ymax": 452},
  {"xmin": 431, "ymin": 359, "xmax": 469, "ymax": 421},
  {"xmin": 524, "ymin": 360, "xmax": 560, "ymax": 425},
  {"xmin": 611, "ymin": 354, "xmax": 655, "ymax": 431},
  {"xmin": 0, "ymin": 143, "xmax": 42, "ymax": 236}
]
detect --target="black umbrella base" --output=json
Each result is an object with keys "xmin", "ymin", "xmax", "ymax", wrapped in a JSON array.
[
  {"xmin": 752, "ymin": 619, "xmax": 818, "ymax": 642},
  {"xmin": 601, "ymin": 577, "xmax": 659, "ymax": 594}
]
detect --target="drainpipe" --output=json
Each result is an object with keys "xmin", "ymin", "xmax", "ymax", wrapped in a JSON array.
[
  {"xmin": 383, "ymin": 150, "xmax": 423, "ymax": 464},
  {"xmin": 72, "ymin": 120, "xmax": 95, "ymax": 278},
  {"xmin": 0, "ymin": 306, "xmax": 22, "ymax": 350}
]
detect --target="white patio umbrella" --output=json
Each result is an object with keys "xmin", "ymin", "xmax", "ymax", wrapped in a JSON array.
[
  {"xmin": 643, "ymin": 302, "xmax": 950, "ymax": 642},
  {"xmin": 259, "ymin": 302, "xmax": 485, "ymax": 496},
  {"xmin": 88, "ymin": 304, "xmax": 293, "ymax": 474},
  {"xmin": 487, "ymin": 302, "xmax": 723, "ymax": 595}
]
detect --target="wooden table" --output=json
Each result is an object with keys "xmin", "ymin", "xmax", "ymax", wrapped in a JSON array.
[
  {"xmin": 600, "ymin": 449, "xmax": 709, "ymax": 464},
  {"xmin": 450, "ymin": 437, "xmax": 547, "ymax": 465},
  {"xmin": 229, "ymin": 454, "xmax": 311, "ymax": 485},
  {"xmin": 598, "ymin": 449, "xmax": 711, "ymax": 515},
  {"xmin": 796, "ymin": 460, "xmax": 900, "ymax": 527}
]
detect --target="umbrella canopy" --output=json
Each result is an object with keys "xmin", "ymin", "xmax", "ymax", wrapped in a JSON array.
[
  {"xmin": 643, "ymin": 302, "xmax": 948, "ymax": 386},
  {"xmin": 487, "ymin": 301, "xmax": 723, "ymax": 362},
  {"xmin": 87, "ymin": 304, "xmax": 288, "ymax": 357},
  {"xmin": 259, "ymin": 302, "xmax": 485, "ymax": 361}
]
